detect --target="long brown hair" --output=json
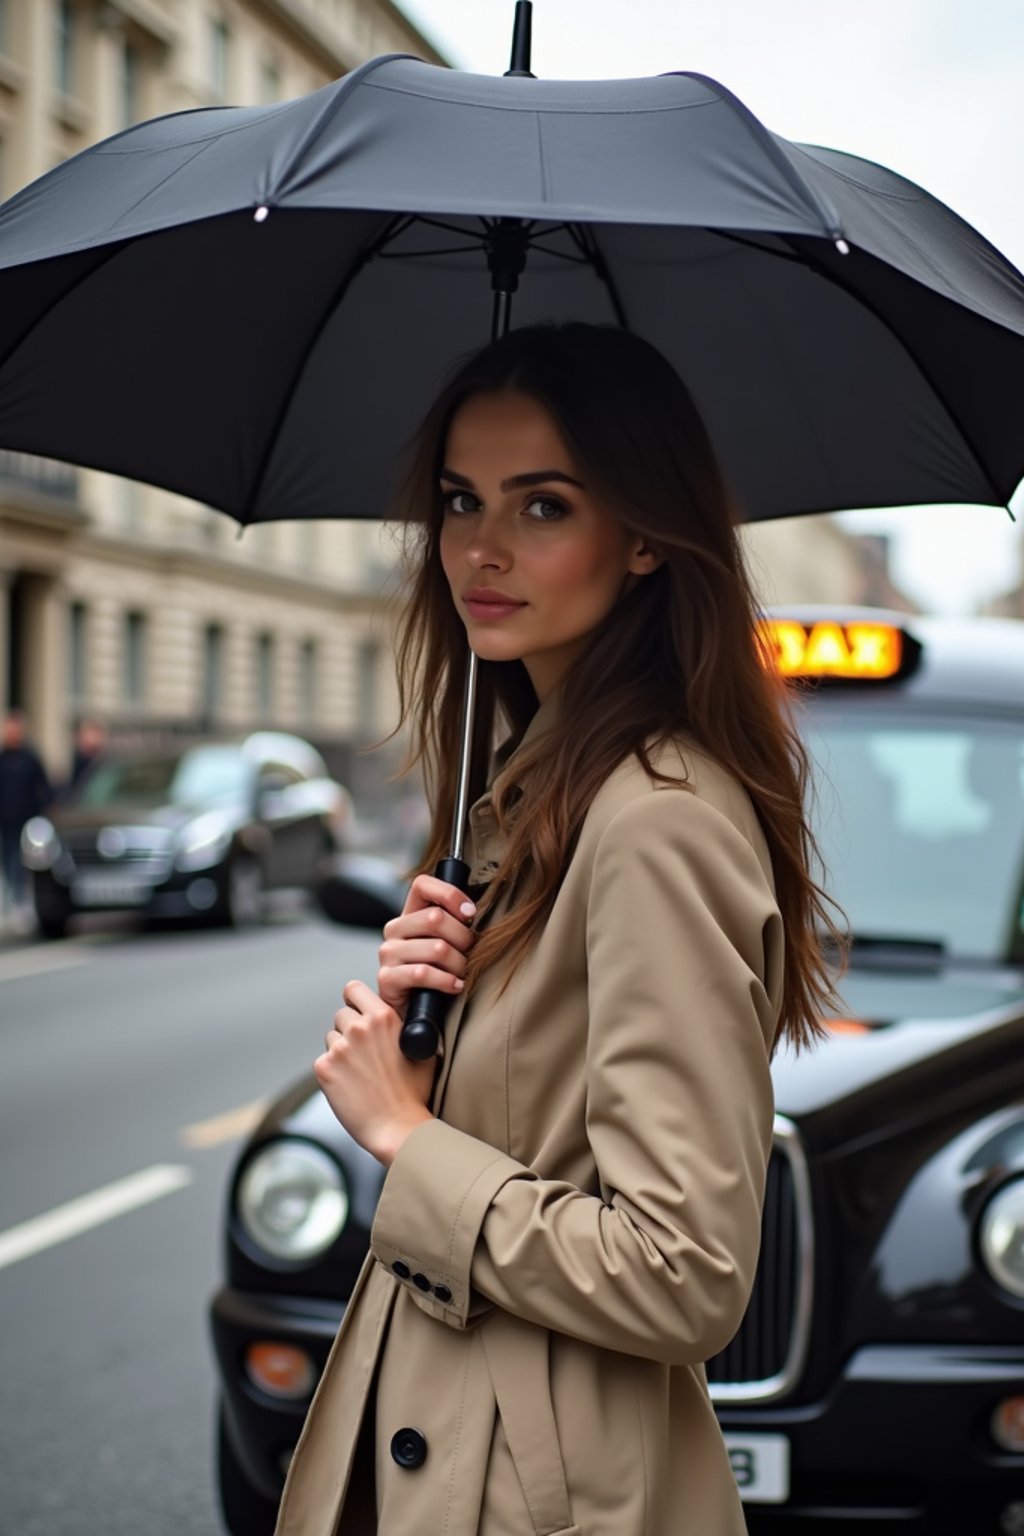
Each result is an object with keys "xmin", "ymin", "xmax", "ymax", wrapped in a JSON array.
[{"xmin": 392, "ymin": 323, "xmax": 841, "ymax": 1052}]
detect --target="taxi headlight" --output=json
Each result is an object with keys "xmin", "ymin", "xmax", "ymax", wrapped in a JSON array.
[
  {"xmin": 236, "ymin": 1141, "xmax": 348, "ymax": 1263},
  {"xmin": 978, "ymin": 1177, "xmax": 1024, "ymax": 1299},
  {"xmin": 20, "ymin": 817, "xmax": 61, "ymax": 871}
]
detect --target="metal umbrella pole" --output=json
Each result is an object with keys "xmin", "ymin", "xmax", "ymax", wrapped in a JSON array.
[{"xmin": 398, "ymin": 4, "xmax": 534, "ymax": 1061}]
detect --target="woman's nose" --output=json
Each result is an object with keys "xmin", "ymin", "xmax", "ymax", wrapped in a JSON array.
[{"xmin": 465, "ymin": 524, "xmax": 511, "ymax": 571}]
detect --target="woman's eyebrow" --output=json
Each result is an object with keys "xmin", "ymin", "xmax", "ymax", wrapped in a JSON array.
[{"xmin": 439, "ymin": 467, "xmax": 584, "ymax": 491}]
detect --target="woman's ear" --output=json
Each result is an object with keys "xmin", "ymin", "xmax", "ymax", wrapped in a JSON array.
[{"xmin": 627, "ymin": 538, "xmax": 665, "ymax": 576}]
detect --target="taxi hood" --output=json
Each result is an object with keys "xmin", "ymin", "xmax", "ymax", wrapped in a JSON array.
[{"xmin": 773, "ymin": 965, "xmax": 1024, "ymax": 1152}]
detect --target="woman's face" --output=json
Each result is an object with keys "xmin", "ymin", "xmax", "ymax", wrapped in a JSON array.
[{"xmin": 439, "ymin": 391, "xmax": 659, "ymax": 701}]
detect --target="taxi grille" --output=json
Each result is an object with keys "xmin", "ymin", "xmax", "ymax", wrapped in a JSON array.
[{"xmin": 706, "ymin": 1117, "xmax": 812, "ymax": 1402}]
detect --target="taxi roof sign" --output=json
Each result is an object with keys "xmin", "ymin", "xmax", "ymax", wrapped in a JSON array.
[{"xmin": 761, "ymin": 619, "xmax": 917, "ymax": 681}]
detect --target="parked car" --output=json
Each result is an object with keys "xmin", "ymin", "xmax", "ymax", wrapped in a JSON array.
[
  {"xmin": 21, "ymin": 731, "xmax": 350, "ymax": 938},
  {"xmin": 210, "ymin": 610, "xmax": 1024, "ymax": 1536}
]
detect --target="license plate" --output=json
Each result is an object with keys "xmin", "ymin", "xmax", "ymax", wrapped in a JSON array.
[
  {"xmin": 723, "ymin": 1433, "xmax": 790, "ymax": 1504},
  {"xmin": 73, "ymin": 873, "xmax": 151, "ymax": 907}
]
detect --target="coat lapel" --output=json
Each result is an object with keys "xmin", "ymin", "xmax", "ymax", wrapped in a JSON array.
[{"xmin": 431, "ymin": 686, "xmax": 562, "ymax": 1113}]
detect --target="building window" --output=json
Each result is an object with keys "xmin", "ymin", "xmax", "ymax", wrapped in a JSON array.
[
  {"xmin": 260, "ymin": 55, "xmax": 281, "ymax": 104},
  {"xmin": 297, "ymin": 520, "xmax": 317, "ymax": 568},
  {"xmin": 121, "ymin": 478, "xmax": 143, "ymax": 532},
  {"xmin": 299, "ymin": 639, "xmax": 317, "ymax": 724},
  {"xmin": 255, "ymin": 631, "xmax": 274, "ymax": 717},
  {"xmin": 55, "ymin": 0, "xmax": 76, "ymax": 96},
  {"xmin": 357, "ymin": 638, "xmax": 379, "ymax": 734},
  {"xmin": 210, "ymin": 16, "xmax": 229, "ymax": 98},
  {"xmin": 124, "ymin": 611, "xmax": 146, "ymax": 706},
  {"xmin": 68, "ymin": 601, "xmax": 88, "ymax": 703},
  {"xmin": 122, "ymin": 39, "xmax": 140, "ymax": 128},
  {"xmin": 202, "ymin": 623, "xmax": 223, "ymax": 719}
]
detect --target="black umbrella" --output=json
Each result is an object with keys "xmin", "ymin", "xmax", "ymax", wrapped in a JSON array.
[
  {"xmin": 1, "ymin": 3, "xmax": 1023, "ymax": 1053},
  {"xmin": 1, "ymin": 19, "xmax": 1023, "ymax": 521}
]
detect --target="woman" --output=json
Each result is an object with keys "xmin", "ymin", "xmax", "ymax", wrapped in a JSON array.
[{"xmin": 274, "ymin": 323, "xmax": 838, "ymax": 1536}]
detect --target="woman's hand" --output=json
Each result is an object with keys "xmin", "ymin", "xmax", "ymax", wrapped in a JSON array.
[
  {"xmin": 314, "ymin": 980, "xmax": 435, "ymax": 1166},
  {"xmin": 377, "ymin": 875, "xmax": 477, "ymax": 1019}
]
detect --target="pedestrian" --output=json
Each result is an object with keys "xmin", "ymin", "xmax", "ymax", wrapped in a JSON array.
[
  {"xmin": 275, "ymin": 323, "xmax": 841, "ymax": 1536},
  {"xmin": 68, "ymin": 715, "xmax": 108, "ymax": 789},
  {"xmin": 0, "ymin": 708, "xmax": 52, "ymax": 921}
]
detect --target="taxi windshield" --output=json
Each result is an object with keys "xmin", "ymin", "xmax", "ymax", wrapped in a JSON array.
[{"xmin": 804, "ymin": 712, "xmax": 1024, "ymax": 964}]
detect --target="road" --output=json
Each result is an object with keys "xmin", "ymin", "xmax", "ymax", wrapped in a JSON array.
[{"xmin": 0, "ymin": 908, "xmax": 377, "ymax": 1536}]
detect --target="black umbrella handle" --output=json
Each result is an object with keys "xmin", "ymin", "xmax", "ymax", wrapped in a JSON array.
[{"xmin": 399, "ymin": 856, "xmax": 473, "ymax": 1061}]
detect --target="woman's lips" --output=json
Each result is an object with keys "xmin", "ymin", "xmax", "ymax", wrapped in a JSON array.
[{"xmin": 464, "ymin": 598, "xmax": 527, "ymax": 621}]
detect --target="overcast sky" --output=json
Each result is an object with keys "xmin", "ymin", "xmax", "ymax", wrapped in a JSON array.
[{"xmin": 396, "ymin": 0, "xmax": 1024, "ymax": 614}]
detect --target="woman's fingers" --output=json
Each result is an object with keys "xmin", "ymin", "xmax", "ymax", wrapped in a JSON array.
[
  {"xmin": 382, "ymin": 902, "xmax": 477, "ymax": 954},
  {"xmin": 402, "ymin": 873, "xmax": 477, "ymax": 923},
  {"xmin": 378, "ymin": 879, "xmax": 477, "ymax": 1011},
  {"xmin": 378, "ymin": 961, "xmax": 465, "ymax": 998},
  {"xmin": 379, "ymin": 935, "xmax": 469, "ymax": 976}
]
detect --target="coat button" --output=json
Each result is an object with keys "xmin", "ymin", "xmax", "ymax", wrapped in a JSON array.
[
  {"xmin": 390, "ymin": 1427, "xmax": 428, "ymax": 1470},
  {"xmin": 434, "ymin": 1284, "xmax": 452, "ymax": 1304},
  {"xmin": 412, "ymin": 1272, "xmax": 432, "ymax": 1291},
  {"xmin": 391, "ymin": 1260, "xmax": 411, "ymax": 1280}
]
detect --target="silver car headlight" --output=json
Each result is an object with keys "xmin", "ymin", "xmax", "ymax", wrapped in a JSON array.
[
  {"xmin": 236, "ymin": 1140, "xmax": 348, "ymax": 1263},
  {"xmin": 978, "ymin": 1177, "xmax": 1024, "ymax": 1298},
  {"xmin": 20, "ymin": 817, "xmax": 61, "ymax": 871}
]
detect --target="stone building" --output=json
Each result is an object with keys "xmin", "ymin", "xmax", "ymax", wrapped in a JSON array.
[
  {"xmin": 742, "ymin": 518, "xmax": 917, "ymax": 613},
  {"xmin": 0, "ymin": 0, "xmax": 444, "ymax": 793}
]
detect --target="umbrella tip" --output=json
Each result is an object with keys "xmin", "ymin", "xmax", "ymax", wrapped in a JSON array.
[{"xmin": 254, "ymin": 205, "xmax": 269, "ymax": 224}]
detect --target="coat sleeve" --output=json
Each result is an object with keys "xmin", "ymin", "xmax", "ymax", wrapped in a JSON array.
[{"xmin": 369, "ymin": 787, "xmax": 781, "ymax": 1365}]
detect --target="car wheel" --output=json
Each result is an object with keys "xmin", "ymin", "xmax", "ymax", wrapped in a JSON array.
[
  {"xmin": 217, "ymin": 1406, "xmax": 279, "ymax": 1536},
  {"xmin": 224, "ymin": 855, "xmax": 265, "ymax": 928}
]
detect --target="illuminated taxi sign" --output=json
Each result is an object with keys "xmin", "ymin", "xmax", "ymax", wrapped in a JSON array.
[{"xmin": 761, "ymin": 619, "xmax": 914, "ymax": 681}]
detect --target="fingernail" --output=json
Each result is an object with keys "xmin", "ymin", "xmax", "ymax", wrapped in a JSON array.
[
  {"xmin": 460, "ymin": 901, "xmax": 476, "ymax": 917},
  {"xmin": 453, "ymin": 978, "xmax": 464, "ymax": 989}
]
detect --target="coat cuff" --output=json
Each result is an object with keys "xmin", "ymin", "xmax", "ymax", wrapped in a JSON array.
[{"xmin": 370, "ymin": 1117, "xmax": 525, "ymax": 1328}]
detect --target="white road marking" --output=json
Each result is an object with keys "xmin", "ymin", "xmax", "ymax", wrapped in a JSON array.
[
  {"xmin": 0, "ymin": 1164, "xmax": 194, "ymax": 1271},
  {"xmin": 0, "ymin": 944, "xmax": 91, "ymax": 983},
  {"xmin": 179, "ymin": 1098, "xmax": 268, "ymax": 1149}
]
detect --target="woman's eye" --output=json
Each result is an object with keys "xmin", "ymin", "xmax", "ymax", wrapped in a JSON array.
[
  {"xmin": 524, "ymin": 495, "xmax": 567, "ymax": 521},
  {"xmin": 441, "ymin": 489, "xmax": 480, "ymax": 515}
]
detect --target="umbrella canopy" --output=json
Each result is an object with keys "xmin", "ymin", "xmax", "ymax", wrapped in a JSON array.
[{"xmin": 0, "ymin": 54, "xmax": 1022, "ymax": 525}]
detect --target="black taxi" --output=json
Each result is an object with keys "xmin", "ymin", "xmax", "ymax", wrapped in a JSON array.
[{"xmin": 209, "ymin": 608, "xmax": 1024, "ymax": 1535}]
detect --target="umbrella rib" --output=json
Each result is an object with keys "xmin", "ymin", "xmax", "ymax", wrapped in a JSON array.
[
  {"xmin": 378, "ymin": 245, "xmax": 485, "ymax": 259},
  {"xmin": 671, "ymin": 71, "xmax": 845, "ymax": 242},
  {"xmin": 264, "ymin": 54, "xmax": 419, "ymax": 203},
  {"xmin": 526, "ymin": 244, "xmax": 592, "ymax": 264},
  {"xmin": 715, "ymin": 231, "xmax": 809, "ymax": 266},
  {"xmin": 567, "ymin": 224, "xmax": 629, "ymax": 328},
  {"xmin": 410, "ymin": 216, "xmax": 489, "ymax": 240},
  {"xmin": 788, "ymin": 235, "xmax": 1005, "ymax": 506}
]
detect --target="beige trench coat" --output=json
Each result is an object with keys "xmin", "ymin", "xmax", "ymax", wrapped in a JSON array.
[{"xmin": 275, "ymin": 689, "xmax": 784, "ymax": 1536}]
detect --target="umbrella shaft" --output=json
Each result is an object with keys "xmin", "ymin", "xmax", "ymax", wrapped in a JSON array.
[
  {"xmin": 492, "ymin": 287, "xmax": 514, "ymax": 338},
  {"xmin": 449, "ymin": 648, "xmax": 479, "ymax": 860}
]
